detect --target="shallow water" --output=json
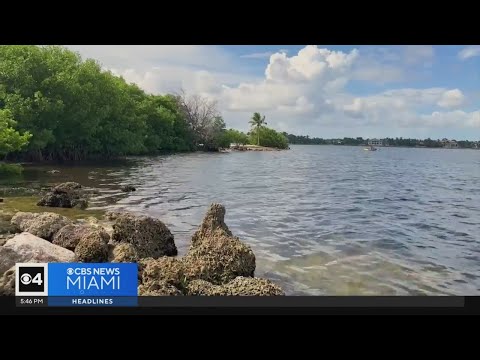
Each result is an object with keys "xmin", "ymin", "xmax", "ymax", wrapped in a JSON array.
[{"xmin": 1, "ymin": 145, "xmax": 479, "ymax": 295}]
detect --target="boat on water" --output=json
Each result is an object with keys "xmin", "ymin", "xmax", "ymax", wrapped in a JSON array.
[{"xmin": 363, "ymin": 145, "xmax": 378, "ymax": 151}]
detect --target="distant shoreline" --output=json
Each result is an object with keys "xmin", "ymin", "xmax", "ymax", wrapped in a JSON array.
[
  {"xmin": 227, "ymin": 144, "xmax": 287, "ymax": 152},
  {"xmin": 288, "ymin": 144, "xmax": 480, "ymax": 150}
]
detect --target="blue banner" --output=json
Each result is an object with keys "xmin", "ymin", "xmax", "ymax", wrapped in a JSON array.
[{"xmin": 48, "ymin": 263, "xmax": 138, "ymax": 297}]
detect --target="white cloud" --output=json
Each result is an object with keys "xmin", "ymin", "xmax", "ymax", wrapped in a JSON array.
[
  {"xmin": 437, "ymin": 89, "xmax": 465, "ymax": 108},
  {"xmin": 265, "ymin": 46, "xmax": 359, "ymax": 83},
  {"xmin": 421, "ymin": 110, "xmax": 480, "ymax": 128},
  {"xmin": 458, "ymin": 46, "xmax": 480, "ymax": 60}
]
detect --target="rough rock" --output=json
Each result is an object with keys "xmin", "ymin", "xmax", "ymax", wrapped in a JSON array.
[
  {"xmin": 111, "ymin": 213, "xmax": 177, "ymax": 258},
  {"xmin": 120, "ymin": 185, "xmax": 136, "ymax": 192},
  {"xmin": 53, "ymin": 182, "xmax": 82, "ymax": 193},
  {"xmin": 182, "ymin": 203, "xmax": 255, "ymax": 284},
  {"xmin": 10, "ymin": 212, "xmax": 38, "ymax": 228},
  {"xmin": 85, "ymin": 217, "xmax": 99, "ymax": 225},
  {"xmin": 104, "ymin": 210, "xmax": 124, "ymax": 221},
  {"xmin": 0, "ymin": 234, "xmax": 14, "ymax": 246},
  {"xmin": 37, "ymin": 182, "xmax": 87, "ymax": 209},
  {"xmin": 0, "ymin": 212, "xmax": 17, "ymax": 235},
  {"xmin": 74, "ymin": 230, "xmax": 109, "ymax": 263},
  {"xmin": 0, "ymin": 232, "xmax": 75, "ymax": 275},
  {"xmin": 191, "ymin": 203, "xmax": 232, "ymax": 248},
  {"xmin": 138, "ymin": 280, "xmax": 183, "ymax": 296},
  {"xmin": 139, "ymin": 257, "xmax": 185, "ymax": 289},
  {"xmin": 221, "ymin": 277, "xmax": 284, "ymax": 296},
  {"xmin": 11, "ymin": 212, "xmax": 72, "ymax": 241},
  {"xmin": 72, "ymin": 199, "xmax": 88, "ymax": 209},
  {"xmin": 52, "ymin": 224, "xmax": 96, "ymax": 251},
  {"xmin": 0, "ymin": 266, "xmax": 15, "ymax": 296},
  {"xmin": 185, "ymin": 279, "xmax": 225, "ymax": 295},
  {"xmin": 111, "ymin": 243, "xmax": 139, "ymax": 263},
  {"xmin": 185, "ymin": 277, "xmax": 284, "ymax": 296},
  {"xmin": 182, "ymin": 235, "xmax": 256, "ymax": 285}
]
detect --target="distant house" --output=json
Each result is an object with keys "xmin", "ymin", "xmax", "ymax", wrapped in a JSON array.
[
  {"xmin": 443, "ymin": 139, "xmax": 458, "ymax": 149},
  {"xmin": 368, "ymin": 138, "xmax": 383, "ymax": 146}
]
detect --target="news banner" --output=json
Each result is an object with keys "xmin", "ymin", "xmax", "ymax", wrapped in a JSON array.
[
  {"xmin": 14, "ymin": 262, "xmax": 468, "ymax": 309},
  {"xmin": 15, "ymin": 263, "xmax": 138, "ymax": 307}
]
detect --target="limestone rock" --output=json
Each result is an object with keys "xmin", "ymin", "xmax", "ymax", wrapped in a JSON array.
[
  {"xmin": 52, "ymin": 224, "xmax": 96, "ymax": 251},
  {"xmin": 111, "ymin": 213, "xmax": 177, "ymax": 258},
  {"xmin": 0, "ymin": 266, "xmax": 15, "ymax": 296},
  {"xmin": 138, "ymin": 280, "xmax": 182, "ymax": 296},
  {"xmin": 111, "ymin": 243, "xmax": 139, "ymax": 263},
  {"xmin": 74, "ymin": 230, "xmax": 109, "ymax": 263},
  {"xmin": 11, "ymin": 212, "xmax": 72, "ymax": 241},
  {"xmin": 0, "ymin": 232, "xmax": 75, "ymax": 275}
]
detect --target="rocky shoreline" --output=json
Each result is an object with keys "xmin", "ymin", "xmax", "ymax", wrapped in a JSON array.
[{"xmin": 0, "ymin": 182, "xmax": 284, "ymax": 296}]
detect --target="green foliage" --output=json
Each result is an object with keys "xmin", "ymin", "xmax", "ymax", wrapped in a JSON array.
[
  {"xmin": 0, "ymin": 163, "xmax": 23, "ymax": 176},
  {"xmin": 0, "ymin": 45, "xmax": 196, "ymax": 160},
  {"xmin": 202, "ymin": 116, "xmax": 229, "ymax": 151},
  {"xmin": 0, "ymin": 109, "xmax": 31, "ymax": 158},
  {"xmin": 249, "ymin": 112, "xmax": 267, "ymax": 145},
  {"xmin": 249, "ymin": 127, "xmax": 289, "ymax": 149},
  {"xmin": 223, "ymin": 129, "xmax": 249, "ymax": 145}
]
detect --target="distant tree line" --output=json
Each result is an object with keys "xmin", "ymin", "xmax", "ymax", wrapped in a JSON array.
[{"xmin": 285, "ymin": 134, "xmax": 479, "ymax": 148}]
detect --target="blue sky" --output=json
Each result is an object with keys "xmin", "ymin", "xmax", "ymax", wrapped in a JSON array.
[{"xmin": 67, "ymin": 45, "xmax": 480, "ymax": 140}]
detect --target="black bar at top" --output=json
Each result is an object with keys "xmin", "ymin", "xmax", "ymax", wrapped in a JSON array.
[{"xmin": 138, "ymin": 296, "xmax": 465, "ymax": 307}]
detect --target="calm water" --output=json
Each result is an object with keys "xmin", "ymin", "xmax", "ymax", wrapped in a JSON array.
[{"xmin": 3, "ymin": 145, "xmax": 480, "ymax": 295}]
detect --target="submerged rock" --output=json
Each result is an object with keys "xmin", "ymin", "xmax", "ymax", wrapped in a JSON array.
[
  {"xmin": 182, "ymin": 203, "xmax": 255, "ymax": 285},
  {"xmin": 120, "ymin": 185, "xmax": 136, "ymax": 192},
  {"xmin": 104, "ymin": 210, "xmax": 124, "ymax": 221},
  {"xmin": 75, "ymin": 229, "xmax": 110, "ymax": 263},
  {"xmin": 53, "ymin": 182, "xmax": 82, "ymax": 193},
  {"xmin": 111, "ymin": 213, "xmax": 177, "ymax": 258},
  {"xmin": 11, "ymin": 212, "xmax": 72, "ymax": 241},
  {"xmin": 0, "ymin": 232, "xmax": 75, "ymax": 275},
  {"xmin": 72, "ymin": 199, "xmax": 88, "ymax": 209},
  {"xmin": 37, "ymin": 182, "xmax": 88, "ymax": 209},
  {"xmin": 52, "ymin": 224, "xmax": 96, "ymax": 251}
]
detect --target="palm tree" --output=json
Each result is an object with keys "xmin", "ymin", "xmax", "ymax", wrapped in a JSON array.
[{"xmin": 249, "ymin": 112, "xmax": 267, "ymax": 146}]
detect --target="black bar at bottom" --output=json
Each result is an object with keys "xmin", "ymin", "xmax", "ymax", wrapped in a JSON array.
[
  {"xmin": 16, "ymin": 296, "xmax": 48, "ymax": 307},
  {"xmin": 138, "ymin": 296, "xmax": 464, "ymax": 307}
]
